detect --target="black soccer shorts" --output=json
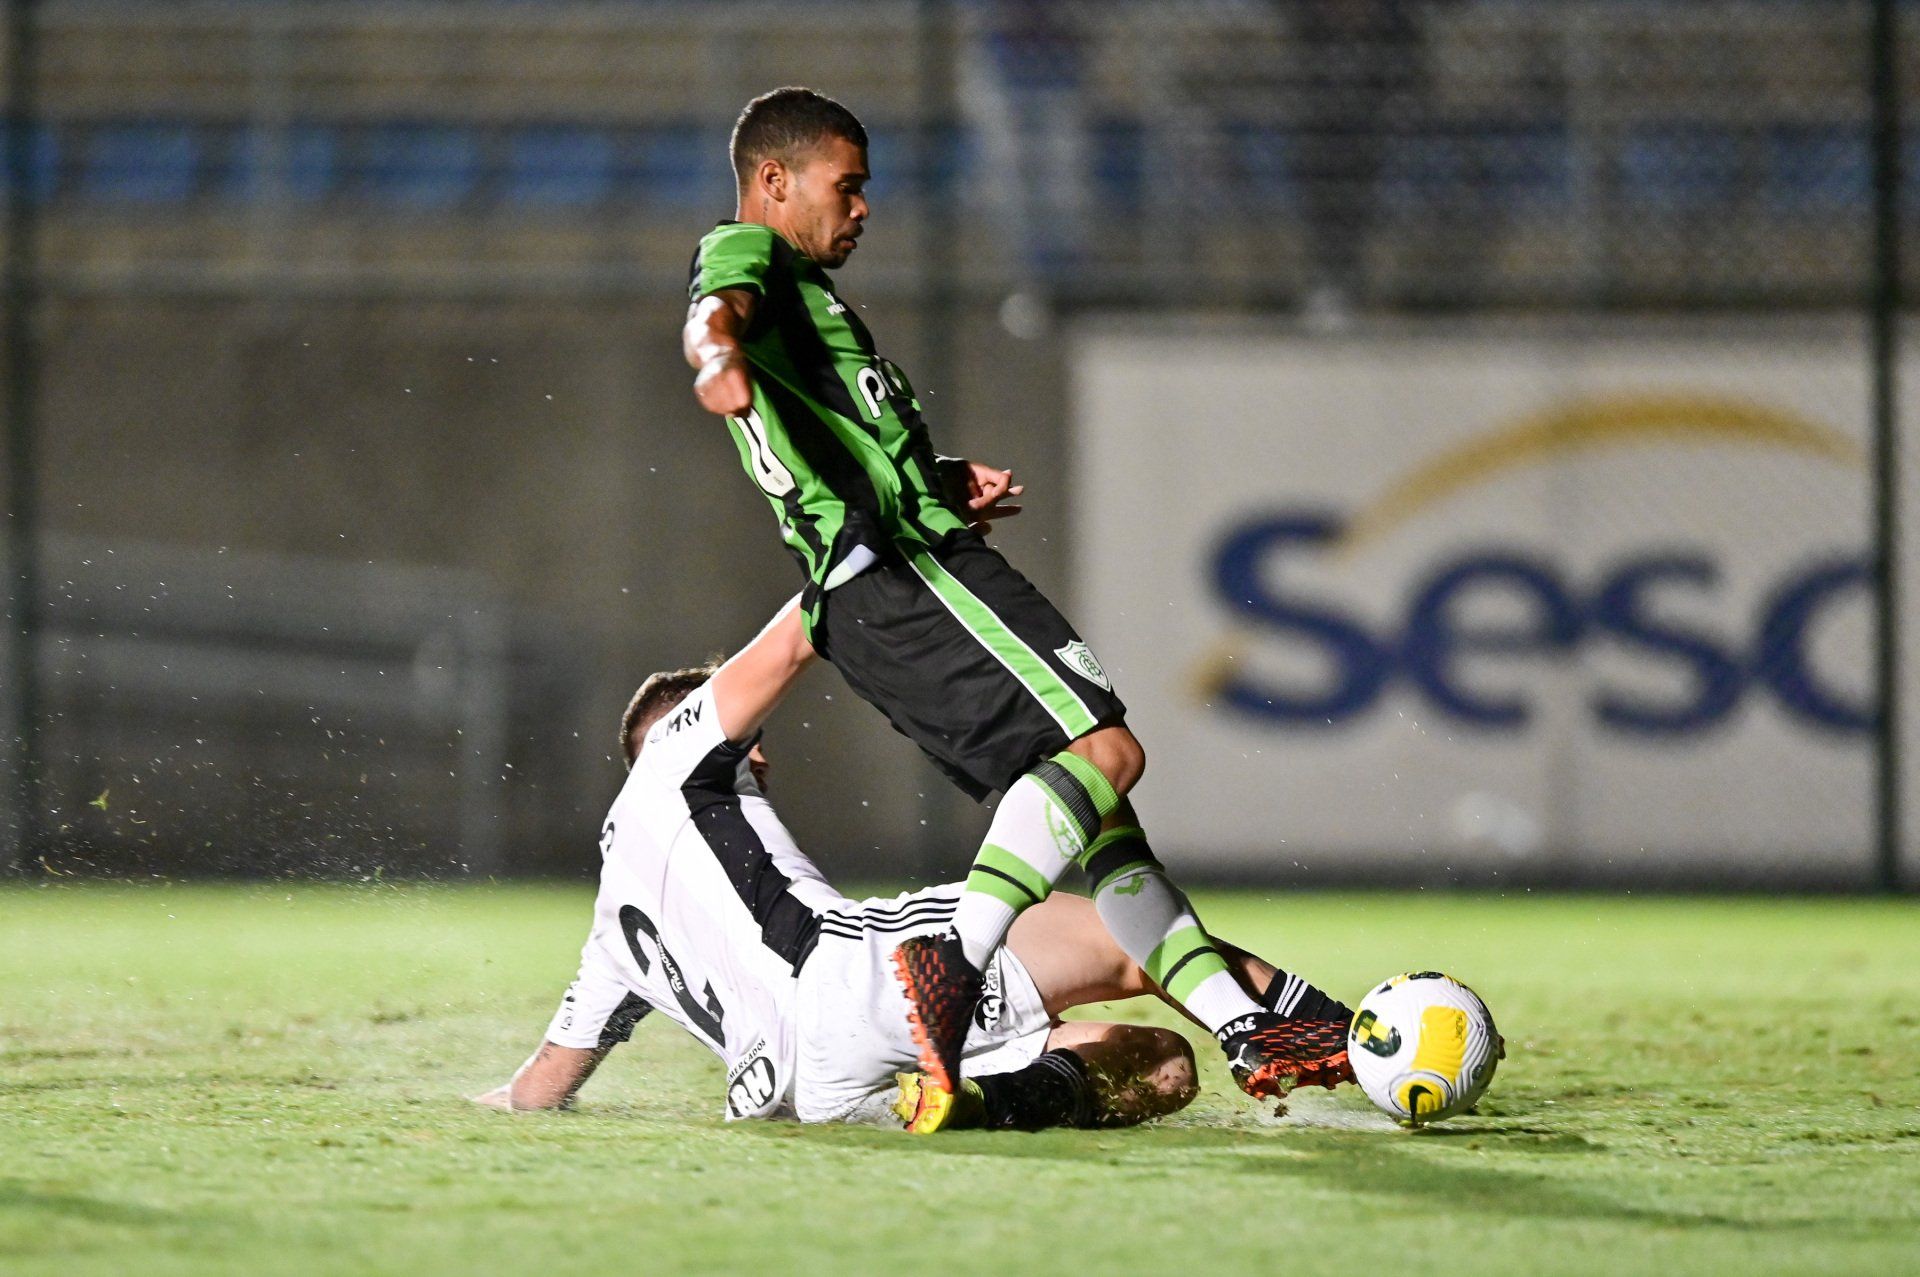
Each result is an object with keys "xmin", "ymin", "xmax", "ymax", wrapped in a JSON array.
[{"xmin": 813, "ymin": 532, "xmax": 1127, "ymax": 800}]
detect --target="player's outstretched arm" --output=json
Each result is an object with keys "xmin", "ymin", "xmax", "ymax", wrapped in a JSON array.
[
  {"xmin": 684, "ymin": 290, "xmax": 758, "ymax": 417},
  {"xmin": 472, "ymin": 1041, "xmax": 610, "ymax": 1113},
  {"xmin": 709, "ymin": 595, "xmax": 816, "ymax": 745}
]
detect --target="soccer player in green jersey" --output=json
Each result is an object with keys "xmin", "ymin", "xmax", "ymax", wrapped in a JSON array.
[{"xmin": 682, "ymin": 87, "xmax": 1353, "ymax": 1130}]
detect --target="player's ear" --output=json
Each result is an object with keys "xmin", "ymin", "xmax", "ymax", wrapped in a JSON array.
[{"xmin": 759, "ymin": 157, "xmax": 789, "ymax": 203}]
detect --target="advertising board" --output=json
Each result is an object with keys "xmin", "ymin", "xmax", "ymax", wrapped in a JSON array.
[{"xmin": 1072, "ymin": 323, "xmax": 1917, "ymax": 884}]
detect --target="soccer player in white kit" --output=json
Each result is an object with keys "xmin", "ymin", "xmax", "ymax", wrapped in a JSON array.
[{"xmin": 477, "ymin": 599, "xmax": 1235, "ymax": 1130}]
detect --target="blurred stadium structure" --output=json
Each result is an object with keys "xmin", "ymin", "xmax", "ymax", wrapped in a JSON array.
[{"xmin": 0, "ymin": 0, "xmax": 1911, "ymax": 887}]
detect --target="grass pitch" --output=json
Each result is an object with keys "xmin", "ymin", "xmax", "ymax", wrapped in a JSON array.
[{"xmin": 3, "ymin": 884, "xmax": 1917, "ymax": 1276}]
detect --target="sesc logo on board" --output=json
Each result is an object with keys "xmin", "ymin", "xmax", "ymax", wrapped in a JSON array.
[{"xmin": 1202, "ymin": 395, "xmax": 1875, "ymax": 737}]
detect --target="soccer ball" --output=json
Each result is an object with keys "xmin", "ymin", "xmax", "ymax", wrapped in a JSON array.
[{"xmin": 1347, "ymin": 972, "xmax": 1504, "ymax": 1127}]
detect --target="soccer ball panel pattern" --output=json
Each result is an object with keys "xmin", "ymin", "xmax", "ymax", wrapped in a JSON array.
[{"xmin": 1347, "ymin": 972, "xmax": 1503, "ymax": 1127}]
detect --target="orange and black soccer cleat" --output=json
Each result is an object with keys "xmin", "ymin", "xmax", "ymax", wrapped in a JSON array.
[
  {"xmin": 890, "ymin": 927, "xmax": 984, "ymax": 1096},
  {"xmin": 1217, "ymin": 1012, "xmax": 1355, "ymax": 1100}
]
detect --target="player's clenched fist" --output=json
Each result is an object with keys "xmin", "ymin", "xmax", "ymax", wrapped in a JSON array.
[{"xmin": 693, "ymin": 351, "xmax": 754, "ymax": 417}]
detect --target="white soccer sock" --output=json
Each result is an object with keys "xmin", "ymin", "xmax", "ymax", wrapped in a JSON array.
[
  {"xmin": 951, "ymin": 753, "xmax": 1116, "ymax": 971},
  {"xmin": 1079, "ymin": 825, "xmax": 1262, "ymax": 1036}
]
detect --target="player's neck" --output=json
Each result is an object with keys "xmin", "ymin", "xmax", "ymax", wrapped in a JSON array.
[{"xmin": 733, "ymin": 199, "xmax": 802, "ymax": 256}]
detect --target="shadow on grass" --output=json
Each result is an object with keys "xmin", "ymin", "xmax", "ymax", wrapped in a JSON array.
[
  {"xmin": 0, "ymin": 1074, "xmax": 171, "ymax": 1097},
  {"xmin": 0, "ymin": 1180, "xmax": 179, "ymax": 1226},
  {"xmin": 0, "ymin": 1046, "xmax": 112, "ymax": 1065},
  {"xmin": 1220, "ymin": 1147, "xmax": 1785, "ymax": 1231},
  {"xmin": 1409, "ymin": 1125, "xmax": 1599, "ymax": 1152},
  {"xmin": 730, "ymin": 1119, "xmax": 1843, "ymax": 1234}
]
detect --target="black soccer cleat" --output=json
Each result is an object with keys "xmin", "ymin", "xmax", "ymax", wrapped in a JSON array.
[
  {"xmin": 1217, "ymin": 1011, "xmax": 1355, "ymax": 1100},
  {"xmin": 890, "ymin": 927, "xmax": 985, "ymax": 1095}
]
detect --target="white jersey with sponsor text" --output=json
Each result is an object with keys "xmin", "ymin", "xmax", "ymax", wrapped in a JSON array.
[{"xmin": 545, "ymin": 682, "xmax": 849, "ymax": 1119}]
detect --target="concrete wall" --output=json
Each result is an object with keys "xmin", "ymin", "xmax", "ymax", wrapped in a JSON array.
[{"xmin": 22, "ymin": 285, "xmax": 1073, "ymax": 881}]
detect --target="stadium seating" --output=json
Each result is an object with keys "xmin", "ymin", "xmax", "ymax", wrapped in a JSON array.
[
  {"xmin": 26, "ymin": 114, "xmax": 1902, "ymax": 220},
  {"xmin": 0, "ymin": 124, "xmax": 61, "ymax": 202},
  {"xmin": 79, "ymin": 124, "xmax": 201, "ymax": 204},
  {"xmin": 4, "ymin": 0, "xmax": 1909, "ymax": 303}
]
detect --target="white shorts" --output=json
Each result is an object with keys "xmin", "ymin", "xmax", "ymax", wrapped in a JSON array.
[{"xmin": 793, "ymin": 885, "xmax": 1053, "ymax": 1124}]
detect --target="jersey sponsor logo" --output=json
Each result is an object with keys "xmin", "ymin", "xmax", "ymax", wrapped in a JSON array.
[
  {"xmin": 854, "ymin": 361, "xmax": 908, "ymax": 421},
  {"xmin": 648, "ymin": 698, "xmax": 704, "ymax": 746},
  {"xmin": 972, "ymin": 955, "xmax": 1006, "ymax": 1031},
  {"xmin": 725, "ymin": 1037, "xmax": 781, "ymax": 1119},
  {"xmin": 823, "ymin": 291, "xmax": 847, "ymax": 316},
  {"xmin": 618, "ymin": 904, "xmax": 726, "ymax": 1047},
  {"xmin": 1055, "ymin": 640, "xmax": 1112, "ymax": 692}
]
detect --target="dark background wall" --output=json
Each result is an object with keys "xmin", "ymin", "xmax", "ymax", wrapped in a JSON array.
[
  {"xmin": 2, "ymin": 0, "xmax": 1910, "ymax": 884},
  {"xmin": 22, "ymin": 286, "xmax": 1074, "ymax": 880}
]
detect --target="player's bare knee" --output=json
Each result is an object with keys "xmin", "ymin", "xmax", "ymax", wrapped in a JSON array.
[
  {"xmin": 1084, "ymin": 1024, "xmax": 1198, "ymax": 1120},
  {"xmin": 1139, "ymin": 1027, "xmax": 1199, "ymax": 1111},
  {"xmin": 1159, "ymin": 1037, "xmax": 1200, "ymax": 1111},
  {"xmin": 1070, "ymin": 725, "xmax": 1145, "ymax": 797}
]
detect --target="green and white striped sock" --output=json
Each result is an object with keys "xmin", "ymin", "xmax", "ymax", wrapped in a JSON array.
[
  {"xmin": 952, "ymin": 751, "xmax": 1117, "ymax": 971},
  {"xmin": 1079, "ymin": 825, "xmax": 1262, "ymax": 1036}
]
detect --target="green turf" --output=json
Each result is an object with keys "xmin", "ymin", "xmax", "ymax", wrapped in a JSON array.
[{"xmin": 3, "ymin": 884, "xmax": 1917, "ymax": 1276}]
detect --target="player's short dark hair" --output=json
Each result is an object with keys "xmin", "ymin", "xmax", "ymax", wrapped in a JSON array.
[
  {"xmin": 730, "ymin": 87, "xmax": 868, "ymax": 188},
  {"xmin": 620, "ymin": 662, "xmax": 721, "ymax": 769}
]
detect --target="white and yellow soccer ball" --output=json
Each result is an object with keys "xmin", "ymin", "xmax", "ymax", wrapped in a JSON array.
[{"xmin": 1347, "ymin": 972, "xmax": 1504, "ymax": 1127}]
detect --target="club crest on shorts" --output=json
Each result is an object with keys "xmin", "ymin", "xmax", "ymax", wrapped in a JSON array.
[{"xmin": 1054, "ymin": 640, "xmax": 1111, "ymax": 691}]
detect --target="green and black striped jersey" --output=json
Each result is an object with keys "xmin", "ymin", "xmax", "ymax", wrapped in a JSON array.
[{"xmin": 689, "ymin": 221, "xmax": 968, "ymax": 611}]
